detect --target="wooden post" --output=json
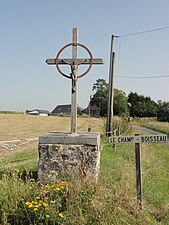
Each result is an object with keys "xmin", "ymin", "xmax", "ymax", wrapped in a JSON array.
[
  {"xmin": 106, "ymin": 35, "xmax": 115, "ymax": 137},
  {"xmin": 89, "ymin": 105, "xmax": 90, "ymax": 117},
  {"xmin": 71, "ymin": 28, "xmax": 78, "ymax": 133},
  {"xmin": 135, "ymin": 134, "xmax": 142, "ymax": 210},
  {"xmin": 89, "ymin": 95, "xmax": 92, "ymax": 117}
]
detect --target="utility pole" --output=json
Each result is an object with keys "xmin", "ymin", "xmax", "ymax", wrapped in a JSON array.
[{"xmin": 106, "ymin": 35, "xmax": 115, "ymax": 137}]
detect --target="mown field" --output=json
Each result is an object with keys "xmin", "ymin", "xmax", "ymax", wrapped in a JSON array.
[
  {"xmin": 0, "ymin": 114, "xmax": 169, "ymax": 224},
  {"xmin": 0, "ymin": 114, "xmax": 103, "ymax": 172}
]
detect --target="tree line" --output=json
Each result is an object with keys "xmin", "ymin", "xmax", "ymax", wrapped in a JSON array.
[{"xmin": 90, "ymin": 79, "xmax": 169, "ymax": 122}]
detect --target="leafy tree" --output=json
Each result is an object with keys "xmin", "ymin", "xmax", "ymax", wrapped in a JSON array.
[
  {"xmin": 113, "ymin": 89, "xmax": 129, "ymax": 117},
  {"xmin": 91, "ymin": 79, "xmax": 108, "ymax": 116},
  {"xmin": 157, "ymin": 101, "xmax": 169, "ymax": 122},
  {"xmin": 128, "ymin": 92, "xmax": 158, "ymax": 117},
  {"xmin": 91, "ymin": 79, "xmax": 129, "ymax": 117}
]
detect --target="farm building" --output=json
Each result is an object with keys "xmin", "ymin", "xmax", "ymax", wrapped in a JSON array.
[
  {"xmin": 51, "ymin": 104, "xmax": 84, "ymax": 116},
  {"xmin": 26, "ymin": 109, "xmax": 51, "ymax": 116},
  {"xmin": 83, "ymin": 103, "xmax": 100, "ymax": 117}
]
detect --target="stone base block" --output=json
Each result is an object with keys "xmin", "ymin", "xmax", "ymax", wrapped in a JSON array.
[{"xmin": 38, "ymin": 132, "xmax": 100, "ymax": 182}]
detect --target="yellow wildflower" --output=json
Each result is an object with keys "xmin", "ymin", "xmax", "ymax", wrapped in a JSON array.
[
  {"xmin": 56, "ymin": 187, "xmax": 61, "ymax": 191},
  {"xmin": 59, "ymin": 213, "xmax": 64, "ymax": 218},
  {"xmin": 51, "ymin": 200, "xmax": 55, "ymax": 204},
  {"xmin": 46, "ymin": 214, "xmax": 50, "ymax": 218},
  {"xmin": 147, "ymin": 217, "xmax": 151, "ymax": 223},
  {"xmin": 43, "ymin": 203, "xmax": 48, "ymax": 207},
  {"xmin": 25, "ymin": 202, "xmax": 30, "ymax": 206},
  {"xmin": 62, "ymin": 181, "xmax": 68, "ymax": 185},
  {"xmin": 34, "ymin": 208, "xmax": 38, "ymax": 211},
  {"xmin": 45, "ymin": 184, "xmax": 50, "ymax": 188},
  {"xmin": 28, "ymin": 204, "xmax": 33, "ymax": 208},
  {"xmin": 36, "ymin": 196, "xmax": 40, "ymax": 200}
]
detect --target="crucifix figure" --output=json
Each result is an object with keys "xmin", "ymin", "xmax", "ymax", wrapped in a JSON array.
[{"xmin": 46, "ymin": 28, "xmax": 104, "ymax": 133}]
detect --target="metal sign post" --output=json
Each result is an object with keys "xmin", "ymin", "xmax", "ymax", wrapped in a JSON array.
[{"xmin": 46, "ymin": 28, "xmax": 104, "ymax": 133}]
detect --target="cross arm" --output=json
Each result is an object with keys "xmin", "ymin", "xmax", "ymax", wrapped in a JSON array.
[{"xmin": 46, "ymin": 58, "xmax": 104, "ymax": 65}]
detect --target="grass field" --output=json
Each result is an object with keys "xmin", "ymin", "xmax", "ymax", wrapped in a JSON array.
[
  {"xmin": 0, "ymin": 114, "xmax": 169, "ymax": 224},
  {"xmin": 0, "ymin": 114, "xmax": 104, "ymax": 171}
]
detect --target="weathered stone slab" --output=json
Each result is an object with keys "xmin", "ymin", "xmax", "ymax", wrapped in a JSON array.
[
  {"xmin": 38, "ymin": 132, "xmax": 100, "ymax": 182},
  {"xmin": 39, "ymin": 132, "xmax": 100, "ymax": 145}
]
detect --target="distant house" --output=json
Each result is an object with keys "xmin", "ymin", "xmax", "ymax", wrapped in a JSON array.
[
  {"xmin": 26, "ymin": 109, "xmax": 51, "ymax": 116},
  {"xmin": 51, "ymin": 104, "xmax": 84, "ymax": 116},
  {"xmin": 83, "ymin": 103, "xmax": 100, "ymax": 117}
]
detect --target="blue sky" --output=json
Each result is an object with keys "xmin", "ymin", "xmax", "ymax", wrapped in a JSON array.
[{"xmin": 1, "ymin": 0, "xmax": 169, "ymax": 111}]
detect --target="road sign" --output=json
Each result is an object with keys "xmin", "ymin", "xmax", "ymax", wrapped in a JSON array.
[
  {"xmin": 109, "ymin": 134, "xmax": 168, "ymax": 144},
  {"xmin": 109, "ymin": 133, "xmax": 168, "ymax": 210}
]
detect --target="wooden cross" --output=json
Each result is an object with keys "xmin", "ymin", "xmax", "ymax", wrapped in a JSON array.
[{"xmin": 46, "ymin": 28, "xmax": 104, "ymax": 133}]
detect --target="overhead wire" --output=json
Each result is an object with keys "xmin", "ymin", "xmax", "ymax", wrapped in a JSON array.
[
  {"xmin": 116, "ymin": 74, "xmax": 169, "ymax": 79},
  {"xmin": 115, "ymin": 26, "xmax": 169, "ymax": 38},
  {"xmin": 113, "ymin": 26, "xmax": 169, "ymax": 79}
]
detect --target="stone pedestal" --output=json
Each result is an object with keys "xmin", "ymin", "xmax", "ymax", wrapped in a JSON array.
[{"xmin": 38, "ymin": 132, "xmax": 100, "ymax": 182}]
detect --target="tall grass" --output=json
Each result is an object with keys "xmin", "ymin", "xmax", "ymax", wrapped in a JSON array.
[
  {"xmin": 0, "ymin": 115, "xmax": 169, "ymax": 224},
  {"xmin": 0, "ymin": 167, "xmax": 146, "ymax": 224},
  {"xmin": 1, "ymin": 138, "xmax": 169, "ymax": 224},
  {"xmin": 112, "ymin": 117, "xmax": 132, "ymax": 135}
]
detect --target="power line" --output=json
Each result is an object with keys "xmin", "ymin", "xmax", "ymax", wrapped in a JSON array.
[
  {"xmin": 115, "ymin": 26, "xmax": 169, "ymax": 38},
  {"xmin": 113, "ymin": 26, "xmax": 169, "ymax": 79},
  {"xmin": 116, "ymin": 74, "xmax": 169, "ymax": 79}
]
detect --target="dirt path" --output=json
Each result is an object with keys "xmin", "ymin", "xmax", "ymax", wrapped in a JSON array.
[{"xmin": 133, "ymin": 125, "xmax": 169, "ymax": 146}]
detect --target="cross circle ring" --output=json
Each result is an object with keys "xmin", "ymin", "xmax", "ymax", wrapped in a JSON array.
[{"xmin": 56, "ymin": 43, "xmax": 93, "ymax": 79}]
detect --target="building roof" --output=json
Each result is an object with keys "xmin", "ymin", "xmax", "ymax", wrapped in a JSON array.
[{"xmin": 51, "ymin": 104, "xmax": 84, "ymax": 115}]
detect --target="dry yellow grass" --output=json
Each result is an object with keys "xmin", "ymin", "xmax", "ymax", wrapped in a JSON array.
[
  {"xmin": 0, "ymin": 114, "xmax": 104, "ymax": 166},
  {"xmin": 0, "ymin": 114, "xmax": 104, "ymax": 140}
]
